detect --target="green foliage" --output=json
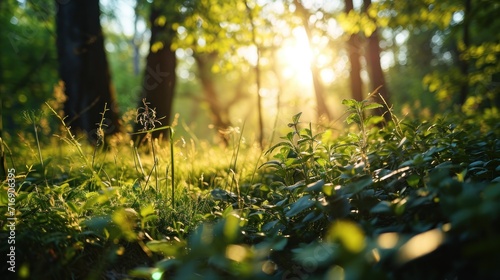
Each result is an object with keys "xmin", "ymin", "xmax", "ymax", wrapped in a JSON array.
[
  {"xmin": 125, "ymin": 104, "xmax": 500, "ymax": 279},
  {"xmin": 2, "ymin": 1, "xmax": 500, "ymax": 278},
  {"xmin": 1, "ymin": 1, "xmax": 58, "ymax": 131}
]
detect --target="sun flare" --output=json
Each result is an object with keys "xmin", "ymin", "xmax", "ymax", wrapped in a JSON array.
[
  {"xmin": 279, "ymin": 27, "xmax": 313, "ymax": 82},
  {"xmin": 278, "ymin": 27, "xmax": 335, "ymax": 85}
]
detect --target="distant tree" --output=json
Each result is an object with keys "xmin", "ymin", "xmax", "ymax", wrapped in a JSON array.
[
  {"xmin": 133, "ymin": 1, "xmax": 197, "ymax": 141},
  {"xmin": 193, "ymin": 52, "xmax": 242, "ymax": 146},
  {"xmin": 338, "ymin": 0, "xmax": 390, "ymax": 118},
  {"xmin": 293, "ymin": 0, "xmax": 332, "ymax": 121},
  {"xmin": 134, "ymin": 5, "xmax": 177, "ymax": 141},
  {"xmin": 2, "ymin": 1, "xmax": 59, "ymax": 131},
  {"xmin": 362, "ymin": 0, "xmax": 390, "ymax": 120},
  {"xmin": 175, "ymin": 0, "xmax": 270, "ymax": 147},
  {"xmin": 457, "ymin": 0, "xmax": 471, "ymax": 106},
  {"xmin": 344, "ymin": 0, "xmax": 364, "ymax": 102},
  {"xmin": 377, "ymin": 0, "xmax": 499, "ymax": 111},
  {"xmin": 55, "ymin": 0, "xmax": 121, "ymax": 140}
]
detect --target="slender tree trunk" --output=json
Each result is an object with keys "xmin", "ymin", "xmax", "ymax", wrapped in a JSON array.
[
  {"xmin": 194, "ymin": 52, "xmax": 231, "ymax": 145},
  {"xmin": 132, "ymin": 0, "xmax": 144, "ymax": 76},
  {"xmin": 293, "ymin": 0, "xmax": 332, "ymax": 121},
  {"xmin": 134, "ymin": 7, "xmax": 177, "ymax": 140},
  {"xmin": 363, "ymin": 0, "xmax": 390, "ymax": 121},
  {"xmin": 458, "ymin": 0, "xmax": 471, "ymax": 106},
  {"xmin": 55, "ymin": 0, "xmax": 121, "ymax": 141},
  {"xmin": 245, "ymin": 0, "xmax": 264, "ymax": 149},
  {"xmin": 345, "ymin": 0, "xmax": 364, "ymax": 101}
]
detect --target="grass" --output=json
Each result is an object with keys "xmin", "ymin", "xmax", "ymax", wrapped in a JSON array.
[{"xmin": 1, "ymin": 99, "xmax": 500, "ymax": 280}]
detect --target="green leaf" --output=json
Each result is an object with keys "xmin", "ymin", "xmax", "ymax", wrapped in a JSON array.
[
  {"xmin": 66, "ymin": 201, "xmax": 80, "ymax": 215},
  {"xmin": 265, "ymin": 141, "xmax": 293, "ymax": 155},
  {"xmin": 326, "ymin": 220, "xmax": 365, "ymax": 253},
  {"xmin": 211, "ymin": 189, "xmax": 237, "ymax": 201},
  {"xmin": 406, "ymin": 174, "xmax": 420, "ymax": 187},
  {"xmin": 82, "ymin": 216, "xmax": 113, "ymax": 237},
  {"xmin": 147, "ymin": 240, "xmax": 183, "ymax": 255},
  {"xmin": 302, "ymin": 210, "xmax": 323, "ymax": 223},
  {"xmin": 370, "ymin": 201, "xmax": 392, "ymax": 214},
  {"xmin": 286, "ymin": 195, "xmax": 315, "ymax": 217},
  {"xmin": 140, "ymin": 204, "xmax": 156, "ymax": 218},
  {"xmin": 223, "ymin": 213, "xmax": 241, "ymax": 242},
  {"xmin": 286, "ymin": 180, "xmax": 306, "ymax": 191},
  {"xmin": 156, "ymin": 259, "xmax": 182, "ymax": 271},
  {"xmin": 343, "ymin": 176, "xmax": 373, "ymax": 195},
  {"xmin": 291, "ymin": 112, "xmax": 302, "ymax": 124},
  {"xmin": 469, "ymin": 160, "xmax": 485, "ymax": 167},
  {"xmin": 305, "ymin": 179, "xmax": 325, "ymax": 193},
  {"xmin": 362, "ymin": 103, "xmax": 383, "ymax": 110},
  {"xmin": 259, "ymin": 160, "xmax": 283, "ymax": 169},
  {"xmin": 262, "ymin": 220, "xmax": 280, "ymax": 232},
  {"xmin": 322, "ymin": 184, "xmax": 336, "ymax": 196},
  {"xmin": 366, "ymin": 115, "xmax": 384, "ymax": 126},
  {"xmin": 129, "ymin": 267, "xmax": 160, "ymax": 278},
  {"xmin": 342, "ymin": 99, "xmax": 358, "ymax": 108},
  {"xmin": 346, "ymin": 113, "xmax": 360, "ymax": 125}
]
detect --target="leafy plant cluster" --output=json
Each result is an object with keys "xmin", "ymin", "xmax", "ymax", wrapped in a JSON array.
[
  {"xmin": 130, "ymin": 98, "xmax": 500, "ymax": 280},
  {"xmin": 1, "ymin": 98, "xmax": 500, "ymax": 280}
]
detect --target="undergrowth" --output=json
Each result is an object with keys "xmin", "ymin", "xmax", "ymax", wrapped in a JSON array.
[{"xmin": 1, "ymin": 97, "xmax": 499, "ymax": 280}]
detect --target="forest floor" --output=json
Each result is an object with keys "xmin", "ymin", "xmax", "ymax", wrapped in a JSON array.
[{"xmin": 1, "ymin": 103, "xmax": 500, "ymax": 280}]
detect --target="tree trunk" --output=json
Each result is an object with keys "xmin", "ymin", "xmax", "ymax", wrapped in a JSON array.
[
  {"xmin": 193, "ymin": 52, "xmax": 231, "ymax": 145},
  {"xmin": 55, "ymin": 0, "xmax": 121, "ymax": 142},
  {"xmin": 363, "ymin": 0, "xmax": 391, "ymax": 121},
  {"xmin": 345, "ymin": 0, "xmax": 364, "ymax": 101},
  {"xmin": 293, "ymin": 0, "xmax": 332, "ymax": 121},
  {"xmin": 134, "ymin": 7, "xmax": 177, "ymax": 140},
  {"xmin": 132, "ymin": 1, "xmax": 141, "ymax": 76},
  {"xmin": 245, "ymin": 0, "xmax": 265, "ymax": 149}
]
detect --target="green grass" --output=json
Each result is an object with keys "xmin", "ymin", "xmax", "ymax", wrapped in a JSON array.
[{"xmin": 1, "ymin": 101, "xmax": 500, "ymax": 280}]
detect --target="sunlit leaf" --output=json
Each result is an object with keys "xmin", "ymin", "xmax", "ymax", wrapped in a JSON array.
[
  {"xmin": 362, "ymin": 103, "xmax": 383, "ymax": 110},
  {"xmin": 129, "ymin": 267, "xmax": 160, "ymax": 279},
  {"xmin": 112, "ymin": 208, "xmax": 138, "ymax": 241},
  {"xmin": 342, "ymin": 99, "xmax": 358, "ymax": 108},
  {"xmin": 155, "ymin": 15, "xmax": 167, "ymax": 27},
  {"xmin": 151, "ymin": 41, "xmax": 164, "ymax": 53},
  {"xmin": 140, "ymin": 204, "xmax": 156, "ymax": 218},
  {"xmin": 291, "ymin": 112, "xmax": 302, "ymax": 124},
  {"xmin": 396, "ymin": 229, "xmax": 445, "ymax": 265},
  {"xmin": 223, "ymin": 213, "xmax": 241, "ymax": 242},
  {"xmin": 326, "ymin": 220, "xmax": 365, "ymax": 253},
  {"xmin": 147, "ymin": 240, "xmax": 183, "ymax": 256}
]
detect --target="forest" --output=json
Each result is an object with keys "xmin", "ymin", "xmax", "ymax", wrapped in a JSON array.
[{"xmin": 1, "ymin": 0, "xmax": 499, "ymax": 279}]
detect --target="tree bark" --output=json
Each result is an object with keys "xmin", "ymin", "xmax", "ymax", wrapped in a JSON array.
[
  {"xmin": 134, "ymin": 7, "xmax": 177, "ymax": 141},
  {"xmin": 363, "ymin": 0, "xmax": 391, "ymax": 121},
  {"xmin": 345, "ymin": 0, "xmax": 364, "ymax": 101},
  {"xmin": 55, "ymin": 0, "xmax": 121, "ymax": 141}
]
